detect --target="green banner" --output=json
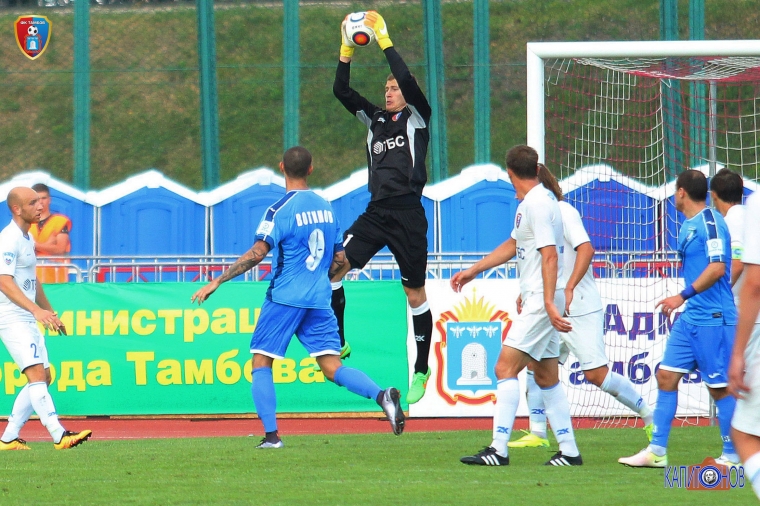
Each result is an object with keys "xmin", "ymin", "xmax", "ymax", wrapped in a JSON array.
[{"xmin": 0, "ymin": 282, "xmax": 409, "ymax": 416}]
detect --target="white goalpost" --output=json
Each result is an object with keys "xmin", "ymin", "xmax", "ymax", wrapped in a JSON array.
[{"xmin": 526, "ymin": 40, "xmax": 760, "ymax": 425}]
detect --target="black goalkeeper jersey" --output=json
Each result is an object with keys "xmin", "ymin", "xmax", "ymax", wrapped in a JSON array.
[{"xmin": 333, "ymin": 47, "xmax": 432, "ymax": 203}]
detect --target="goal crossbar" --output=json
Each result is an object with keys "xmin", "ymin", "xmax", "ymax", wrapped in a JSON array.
[{"xmin": 527, "ymin": 39, "xmax": 760, "ymax": 161}]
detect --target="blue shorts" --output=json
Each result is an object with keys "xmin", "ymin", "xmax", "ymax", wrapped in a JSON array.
[
  {"xmin": 249, "ymin": 298, "xmax": 341, "ymax": 359},
  {"xmin": 660, "ymin": 319, "xmax": 735, "ymax": 388}
]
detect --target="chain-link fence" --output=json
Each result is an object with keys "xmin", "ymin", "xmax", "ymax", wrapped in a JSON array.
[{"xmin": 1, "ymin": 1, "xmax": 758, "ymax": 190}]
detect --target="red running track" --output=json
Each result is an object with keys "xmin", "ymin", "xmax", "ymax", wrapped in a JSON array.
[
  {"xmin": 14, "ymin": 416, "xmax": 699, "ymax": 442},
  {"xmin": 15, "ymin": 417, "xmax": 498, "ymax": 441}
]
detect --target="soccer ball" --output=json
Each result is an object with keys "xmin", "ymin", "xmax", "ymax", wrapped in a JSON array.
[
  {"xmin": 344, "ymin": 12, "xmax": 375, "ymax": 47},
  {"xmin": 27, "ymin": 26, "xmax": 38, "ymax": 36}
]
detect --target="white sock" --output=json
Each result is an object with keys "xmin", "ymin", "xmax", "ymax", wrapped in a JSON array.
[
  {"xmin": 542, "ymin": 382, "xmax": 580, "ymax": 457},
  {"xmin": 525, "ymin": 371, "xmax": 547, "ymax": 439},
  {"xmin": 28, "ymin": 382, "xmax": 65, "ymax": 443},
  {"xmin": 600, "ymin": 370, "xmax": 653, "ymax": 425},
  {"xmin": 331, "ymin": 281, "xmax": 342, "ymax": 290},
  {"xmin": 744, "ymin": 452, "xmax": 760, "ymax": 501},
  {"xmin": 491, "ymin": 379, "xmax": 519, "ymax": 457},
  {"xmin": 1, "ymin": 384, "xmax": 34, "ymax": 442}
]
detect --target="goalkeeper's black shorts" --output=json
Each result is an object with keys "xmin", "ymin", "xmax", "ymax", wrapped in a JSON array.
[{"xmin": 342, "ymin": 202, "xmax": 428, "ymax": 289}]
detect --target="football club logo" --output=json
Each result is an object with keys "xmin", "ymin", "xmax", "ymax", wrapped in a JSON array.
[
  {"xmin": 515, "ymin": 213, "xmax": 522, "ymax": 229},
  {"xmin": 3, "ymin": 252, "xmax": 15, "ymax": 266},
  {"xmin": 15, "ymin": 16, "xmax": 52, "ymax": 60},
  {"xmin": 434, "ymin": 290, "xmax": 512, "ymax": 405},
  {"xmin": 392, "ymin": 112, "xmax": 402, "ymax": 121}
]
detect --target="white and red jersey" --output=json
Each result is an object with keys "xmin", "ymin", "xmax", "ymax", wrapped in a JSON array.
[
  {"xmin": 559, "ymin": 201, "xmax": 603, "ymax": 316},
  {"xmin": 741, "ymin": 195, "xmax": 760, "ymax": 324},
  {"xmin": 511, "ymin": 184, "xmax": 565, "ymax": 295},
  {"xmin": 724, "ymin": 204, "xmax": 746, "ymax": 298},
  {"xmin": 744, "ymin": 196, "xmax": 760, "ymax": 265},
  {"xmin": 0, "ymin": 220, "xmax": 37, "ymax": 324}
]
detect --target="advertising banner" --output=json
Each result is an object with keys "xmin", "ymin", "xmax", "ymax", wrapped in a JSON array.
[
  {"xmin": 0, "ymin": 282, "xmax": 409, "ymax": 416},
  {"xmin": 409, "ymin": 278, "xmax": 711, "ymax": 418}
]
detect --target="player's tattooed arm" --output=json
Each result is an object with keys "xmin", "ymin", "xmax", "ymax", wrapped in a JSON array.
[
  {"xmin": 218, "ymin": 240, "xmax": 271, "ymax": 283},
  {"xmin": 329, "ymin": 250, "xmax": 348, "ymax": 280},
  {"xmin": 191, "ymin": 240, "xmax": 271, "ymax": 305}
]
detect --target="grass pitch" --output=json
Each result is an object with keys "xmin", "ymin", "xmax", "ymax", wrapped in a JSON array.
[{"xmin": 0, "ymin": 426, "xmax": 753, "ymax": 505}]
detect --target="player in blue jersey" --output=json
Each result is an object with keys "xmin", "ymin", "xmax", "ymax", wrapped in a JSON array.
[
  {"xmin": 620, "ymin": 170, "xmax": 738, "ymax": 468},
  {"xmin": 191, "ymin": 147, "xmax": 404, "ymax": 448}
]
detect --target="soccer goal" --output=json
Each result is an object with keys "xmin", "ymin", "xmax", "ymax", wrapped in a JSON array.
[{"xmin": 526, "ymin": 40, "xmax": 760, "ymax": 426}]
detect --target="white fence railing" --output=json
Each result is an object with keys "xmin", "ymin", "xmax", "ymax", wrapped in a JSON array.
[{"xmin": 38, "ymin": 251, "xmax": 683, "ymax": 283}]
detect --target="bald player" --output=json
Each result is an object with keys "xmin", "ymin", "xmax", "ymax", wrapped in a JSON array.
[{"xmin": 0, "ymin": 187, "xmax": 91, "ymax": 450}]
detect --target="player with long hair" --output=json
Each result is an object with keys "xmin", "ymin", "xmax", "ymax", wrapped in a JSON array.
[
  {"xmin": 453, "ymin": 146, "xmax": 582, "ymax": 467},
  {"xmin": 508, "ymin": 165, "xmax": 653, "ymax": 450}
]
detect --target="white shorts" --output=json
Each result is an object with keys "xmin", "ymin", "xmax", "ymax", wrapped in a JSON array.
[
  {"xmin": 504, "ymin": 291, "xmax": 564, "ymax": 361},
  {"xmin": 731, "ymin": 323, "xmax": 760, "ymax": 437},
  {"xmin": 558, "ymin": 309, "xmax": 609, "ymax": 370},
  {"xmin": 0, "ymin": 321, "xmax": 49, "ymax": 371}
]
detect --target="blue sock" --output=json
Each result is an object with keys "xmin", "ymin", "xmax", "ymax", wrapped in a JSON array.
[
  {"xmin": 333, "ymin": 366, "xmax": 382, "ymax": 401},
  {"xmin": 650, "ymin": 389, "xmax": 678, "ymax": 454},
  {"xmin": 252, "ymin": 367, "xmax": 277, "ymax": 433},
  {"xmin": 715, "ymin": 395, "xmax": 737, "ymax": 457}
]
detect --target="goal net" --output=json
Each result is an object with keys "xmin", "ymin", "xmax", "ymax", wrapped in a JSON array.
[{"xmin": 527, "ymin": 40, "xmax": 760, "ymax": 426}]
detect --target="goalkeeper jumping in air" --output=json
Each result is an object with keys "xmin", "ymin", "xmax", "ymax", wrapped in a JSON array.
[{"xmin": 331, "ymin": 11, "xmax": 434, "ymax": 405}]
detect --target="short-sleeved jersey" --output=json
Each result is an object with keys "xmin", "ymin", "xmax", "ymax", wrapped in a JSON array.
[
  {"xmin": 559, "ymin": 201, "xmax": 602, "ymax": 316},
  {"xmin": 0, "ymin": 220, "xmax": 37, "ymax": 324},
  {"xmin": 723, "ymin": 204, "xmax": 746, "ymax": 300},
  {"xmin": 741, "ymin": 193, "xmax": 760, "ymax": 323},
  {"xmin": 678, "ymin": 207, "xmax": 736, "ymax": 325},
  {"xmin": 255, "ymin": 190, "xmax": 343, "ymax": 309},
  {"xmin": 510, "ymin": 184, "xmax": 565, "ymax": 295},
  {"xmin": 744, "ymin": 193, "xmax": 760, "ymax": 265}
]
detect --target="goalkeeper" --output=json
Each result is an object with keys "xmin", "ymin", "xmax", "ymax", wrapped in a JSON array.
[{"xmin": 331, "ymin": 11, "xmax": 433, "ymax": 405}]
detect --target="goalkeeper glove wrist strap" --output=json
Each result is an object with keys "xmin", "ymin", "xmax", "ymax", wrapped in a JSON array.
[
  {"xmin": 378, "ymin": 38, "xmax": 393, "ymax": 50},
  {"xmin": 340, "ymin": 44, "xmax": 355, "ymax": 58}
]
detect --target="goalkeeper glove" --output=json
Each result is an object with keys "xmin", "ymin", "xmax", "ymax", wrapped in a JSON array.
[
  {"xmin": 340, "ymin": 16, "xmax": 355, "ymax": 59},
  {"xmin": 364, "ymin": 11, "xmax": 393, "ymax": 51}
]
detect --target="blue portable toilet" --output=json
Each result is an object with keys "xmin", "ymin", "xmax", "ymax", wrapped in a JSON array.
[
  {"xmin": 431, "ymin": 164, "xmax": 517, "ymax": 254},
  {"xmin": 0, "ymin": 171, "xmax": 95, "ymax": 281},
  {"xmin": 561, "ymin": 164, "xmax": 658, "ymax": 254},
  {"xmin": 92, "ymin": 170, "xmax": 208, "ymax": 258},
  {"xmin": 207, "ymin": 168, "xmax": 286, "ymax": 255},
  {"xmin": 323, "ymin": 168, "xmax": 436, "ymax": 253}
]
